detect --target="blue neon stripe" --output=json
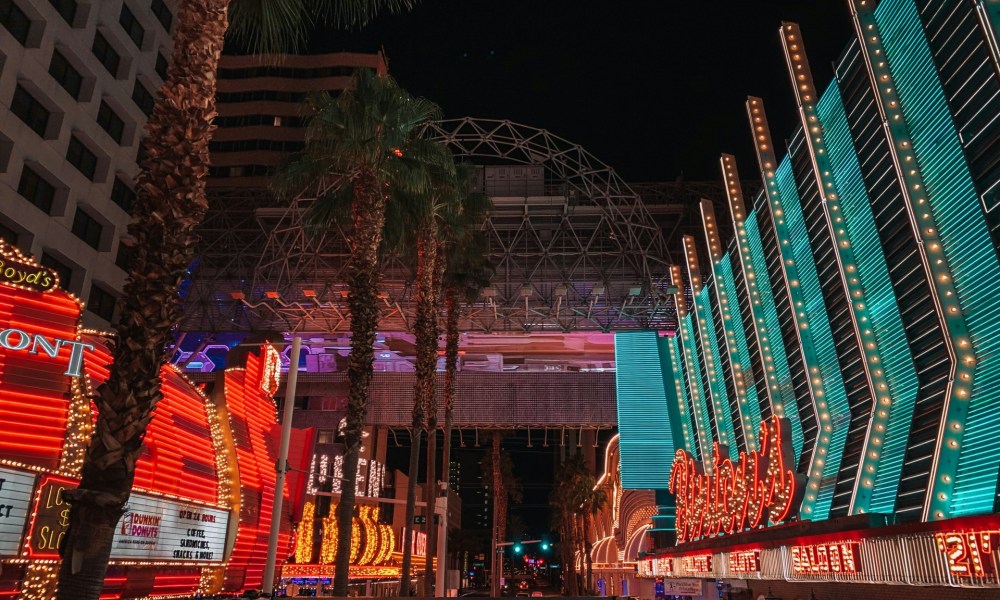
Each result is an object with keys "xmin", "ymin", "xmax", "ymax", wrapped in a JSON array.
[
  {"xmin": 817, "ymin": 82, "xmax": 920, "ymax": 514},
  {"xmin": 878, "ymin": 0, "xmax": 1000, "ymax": 516},
  {"xmin": 744, "ymin": 210, "xmax": 804, "ymax": 460},
  {"xmin": 775, "ymin": 156, "xmax": 851, "ymax": 520},
  {"xmin": 681, "ymin": 311, "xmax": 716, "ymax": 459},
  {"xmin": 697, "ymin": 285, "xmax": 738, "ymax": 460},
  {"xmin": 719, "ymin": 255, "xmax": 764, "ymax": 439},
  {"xmin": 614, "ymin": 331, "xmax": 676, "ymax": 490},
  {"xmin": 665, "ymin": 334, "xmax": 699, "ymax": 458}
]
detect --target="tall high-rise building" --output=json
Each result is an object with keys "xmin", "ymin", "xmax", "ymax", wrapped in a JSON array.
[
  {"xmin": 208, "ymin": 51, "xmax": 386, "ymax": 188},
  {"xmin": 0, "ymin": 0, "xmax": 175, "ymax": 326},
  {"xmin": 618, "ymin": 0, "xmax": 1000, "ymax": 596}
]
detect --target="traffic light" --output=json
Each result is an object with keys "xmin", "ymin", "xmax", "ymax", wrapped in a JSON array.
[
  {"xmin": 541, "ymin": 542, "xmax": 550, "ymax": 551},
  {"xmin": 513, "ymin": 544, "xmax": 523, "ymax": 554}
]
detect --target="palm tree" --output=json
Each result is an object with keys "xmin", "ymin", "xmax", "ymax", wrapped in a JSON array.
[
  {"xmin": 384, "ymin": 159, "xmax": 459, "ymax": 597},
  {"xmin": 274, "ymin": 68, "xmax": 446, "ymax": 595},
  {"xmin": 439, "ymin": 166, "xmax": 491, "ymax": 500},
  {"xmin": 484, "ymin": 433, "xmax": 523, "ymax": 595},
  {"xmin": 55, "ymin": 2, "xmax": 413, "ymax": 599},
  {"xmin": 432, "ymin": 165, "xmax": 491, "ymax": 594},
  {"xmin": 549, "ymin": 453, "xmax": 592, "ymax": 596},
  {"xmin": 580, "ymin": 483, "xmax": 607, "ymax": 593}
]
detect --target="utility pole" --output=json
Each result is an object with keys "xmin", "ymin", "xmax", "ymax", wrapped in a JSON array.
[{"xmin": 262, "ymin": 337, "xmax": 302, "ymax": 596}]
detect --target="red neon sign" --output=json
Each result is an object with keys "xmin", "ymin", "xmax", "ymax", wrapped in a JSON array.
[
  {"xmin": 729, "ymin": 549, "xmax": 761, "ymax": 573},
  {"xmin": 935, "ymin": 530, "xmax": 999, "ymax": 578},
  {"xmin": 790, "ymin": 541, "xmax": 860, "ymax": 575},
  {"xmin": 669, "ymin": 417, "xmax": 805, "ymax": 543},
  {"xmin": 678, "ymin": 554, "xmax": 712, "ymax": 573}
]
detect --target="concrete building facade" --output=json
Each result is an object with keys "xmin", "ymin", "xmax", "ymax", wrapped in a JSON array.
[{"xmin": 0, "ymin": 0, "xmax": 175, "ymax": 326}]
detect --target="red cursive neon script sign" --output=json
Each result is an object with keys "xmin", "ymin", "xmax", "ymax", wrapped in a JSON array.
[{"xmin": 669, "ymin": 417, "xmax": 805, "ymax": 543}]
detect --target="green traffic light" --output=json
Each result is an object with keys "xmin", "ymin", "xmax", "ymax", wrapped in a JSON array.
[
  {"xmin": 541, "ymin": 542, "xmax": 549, "ymax": 550},
  {"xmin": 513, "ymin": 544, "xmax": 523, "ymax": 554}
]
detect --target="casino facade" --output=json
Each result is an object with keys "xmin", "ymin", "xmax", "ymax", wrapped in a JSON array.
[
  {"xmin": 0, "ymin": 240, "xmax": 307, "ymax": 599},
  {"xmin": 616, "ymin": 0, "xmax": 1000, "ymax": 598}
]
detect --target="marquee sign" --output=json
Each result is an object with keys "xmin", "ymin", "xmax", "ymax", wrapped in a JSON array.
[
  {"xmin": 111, "ymin": 494, "xmax": 229, "ymax": 562},
  {"xmin": 669, "ymin": 417, "xmax": 805, "ymax": 543},
  {"xmin": 26, "ymin": 475, "xmax": 228, "ymax": 562},
  {"xmin": 790, "ymin": 541, "xmax": 860, "ymax": 575},
  {"xmin": 0, "ymin": 468, "xmax": 35, "ymax": 556},
  {"xmin": 0, "ymin": 253, "xmax": 57, "ymax": 293},
  {"xmin": 936, "ymin": 530, "xmax": 999, "ymax": 578}
]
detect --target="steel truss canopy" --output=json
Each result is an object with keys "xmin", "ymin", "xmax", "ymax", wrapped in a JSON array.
[{"xmin": 181, "ymin": 118, "xmax": 681, "ymax": 334}]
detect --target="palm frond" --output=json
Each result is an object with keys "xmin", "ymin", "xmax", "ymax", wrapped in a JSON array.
[{"xmin": 228, "ymin": 0, "xmax": 417, "ymax": 54}]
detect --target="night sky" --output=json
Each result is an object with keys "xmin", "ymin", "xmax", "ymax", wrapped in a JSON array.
[
  {"xmin": 314, "ymin": 0, "xmax": 854, "ymax": 182},
  {"xmin": 315, "ymin": 1, "xmax": 856, "ymax": 540}
]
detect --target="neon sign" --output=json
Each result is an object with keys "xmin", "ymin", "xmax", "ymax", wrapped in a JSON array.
[
  {"xmin": 679, "ymin": 554, "xmax": 712, "ymax": 573},
  {"xmin": 935, "ymin": 531, "xmax": 999, "ymax": 578},
  {"xmin": 0, "ymin": 327, "xmax": 93, "ymax": 377},
  {"xmin": 790, "ymin": 542, "xmax": 860, "ymax": 575},
  {"xmin": 669, "ymin": 417, "xmax": 805, "ymax": 543},
  {"xmin": 729, "ymin": 549, "xmax": 761, "ymax": 573},
  {"xmin": 0, "ymin": 254, "xmax": 56, "ymax": 292}
]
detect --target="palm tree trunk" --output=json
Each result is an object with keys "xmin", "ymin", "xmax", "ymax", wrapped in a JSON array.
[
  {"xmin": 438, "ymin": 287, "xmax": 459, "ymax": 592},
  {"xmin": 399, "ymin": 427, "xmax": 423, "ymax": 597},
  {"xmin": 584, "ymin": 512, "xmax": 594, "ymax": 593},
  {"xmin": 334, "ymin": 172, "xmax": 387, "ymax": 596},
  {"xmin": 55, "ymin": 1, "xmax": 227, "ymax": 598},
  {"xmin": 418, "ymin": 228, "xmax": 440, "ymax": 596}
]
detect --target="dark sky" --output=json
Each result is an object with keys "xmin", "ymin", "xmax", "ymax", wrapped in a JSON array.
[{"xmin": 314, "ymin": 0, "xmax": 854, "ymax": 182}]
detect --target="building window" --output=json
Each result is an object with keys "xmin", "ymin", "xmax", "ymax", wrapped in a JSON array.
[
  {"xmin": 155, "ymin": 52, "xmax": 168, "ymax": 80},
  {"xmin": 151, "ymin": 0, "xmax": 171, "ymax": 31},
  {"xmin": 97, "ymin": 101, "xmax": 125, "ymax": 144},
  {"xmin": 40, "ymin": 253, "xmax": 73, "ymax": 288},
  {"xmin": 48, "ymin": 0, "xmax": 76, "ymax": 24},
  {"xmin": 115, "ymin": 242, "xmax": 135, "ymax": 271},
  {"xmin": 111, "ymin": 176, "xmax": 135, "ymax": 213},
  {"xmin": 317, "ymin": 429, "xmax": 335, "ymax": 445},
  {"xmin": 17, "ymin": 166, "xmax": 55, "ymax": 213},
  {"xmin": 132, "ymin": 80, "xmax": 154, "ymax": 116},
  {"xmin": 118, "ymin": 3, "xmax": 144, "ymax": 48},
  {"xmin": 66, "ymin": 136, "xmax": 98, "ymax": 180},
  {"xmin": 72, "ymin": 207, "xmax": 103, "ymax": 249},
  {"xmin": 10, "ymin": 86, "xmax": 50, "ymax": 137},
  {"xmin": 49, "ymin": 50, "xmax": 84, "ymax": 99},
  {"xmin": 88, "ymin": 284, "xmax": 116, "ymax": 321},
  {"xmin": 0, "ymin": 221, "xmax": 19, "ymax": 246},
  {"xmin": 0, "ymin": 0, "xmax": 30, "ymax": 45},
  {"xmin": 92, "ymin": 31, "xmax": 121, "ymax": 76}
]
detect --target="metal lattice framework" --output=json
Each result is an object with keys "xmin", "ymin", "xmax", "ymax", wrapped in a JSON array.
[{"xmin": 181, "ymin": 118, "xmax": 683, "ymax": 334}]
